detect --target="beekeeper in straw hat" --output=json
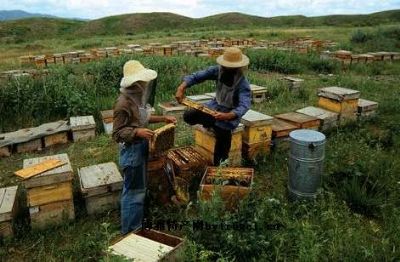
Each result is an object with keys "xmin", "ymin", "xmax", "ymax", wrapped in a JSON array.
[
  {"xmin": 175, "ymin": 47, "xmax": 251, "ymax": 166},
  {"xmin": 113, "ymin": 60, "xmax": 176, "ymax": 235}
]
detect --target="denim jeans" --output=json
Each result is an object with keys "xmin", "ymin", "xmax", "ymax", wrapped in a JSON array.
[{"xmin": 119, "ymin": 139, "xmax": 148, "ymax": 235}]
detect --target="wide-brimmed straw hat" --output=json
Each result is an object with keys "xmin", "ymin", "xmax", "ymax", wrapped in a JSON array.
[
  {"xmin": 120, "ymin": 60, "xmax": 157, "ymax": 89},
  {"xmin": 216, "ymin": 47, "xmax": 249, "ymax": 68}
]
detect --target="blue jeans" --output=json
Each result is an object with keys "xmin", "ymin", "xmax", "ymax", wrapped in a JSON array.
[{"xmin": 119, "ymin": 140, "xmax": 148, "ymax": 235}]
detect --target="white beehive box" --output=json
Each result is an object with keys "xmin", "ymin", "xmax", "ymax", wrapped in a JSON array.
[
  {"xmin": 0, "ymin": 186, "xmax": 18, "ymax": 237},
  {"xmin": 186, "ymin": 94, "xmax": 213, "ymax": 104},
  {"xmin": 250, "ymin": 84, "xmax": 267, "ymax": 103},
  {"xmin": 70, "ymin": 115, "xmax": 96, "ymax": 142},
  {"xmin": 78, "ymin": 162, "xmax": 123, "ymax": 215},
  {"xmin": 296, "ymin": 106, "xmax": 339, "ymax": 131}
]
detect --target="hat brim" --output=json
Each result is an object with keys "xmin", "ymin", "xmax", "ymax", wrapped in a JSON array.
[
  {"xmin": 216, "ymin": 54, "xmax": 249, "ymax": 68},
  {"xmin": 120, "ymin": 68, "xmax": 157, "ymax": 89}
]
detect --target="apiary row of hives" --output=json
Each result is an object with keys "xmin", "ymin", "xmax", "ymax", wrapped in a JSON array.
[
  {"xmin": 258, "ymin": 37, "xmax": 336, "ymax": 53},
  {"xmin": 1, "ymin": 153, "xmax": 124, "ymax": 236},
  {"xmin": 0, "ymin": 116, "xmax": 96, "ymax": 158},
  {"xmin": 320, "ymin": 50, "xmax": 400, "ymax": 65}
]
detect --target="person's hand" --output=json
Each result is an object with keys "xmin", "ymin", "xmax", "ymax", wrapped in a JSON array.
[
  {"xmin": 214, "ymin": 112, "xmax": 236, "ymax": 121},
  {"xmin": 164, "ymin": 116, "xmax": 177, "ymax": 124},
  {"xmin": 135, "ymin": 128, "xmax": 154, "ymax": 140},
  {"xmin": 175, "ymin": 83, "xmax": 186, "ymax": 103}
]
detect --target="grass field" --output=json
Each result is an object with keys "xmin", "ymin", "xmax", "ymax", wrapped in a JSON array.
[{"xmin": 0, "ymin": 21, "xmax": 399, "ymax": 261}]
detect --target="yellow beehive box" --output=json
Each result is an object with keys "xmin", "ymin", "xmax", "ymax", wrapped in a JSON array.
[
  {"xmin": 317, "ymin": 86, "xmax": 360, "ymax": 116},
  {"xmin": 318, "ymin": 97, "xmax": 358, "ymax": 115},
  {"xmin": 194, "ymin": 124, "xmax": 243, "ymax": 154},
  {"xmin": 241, "ymin": 110, "xmax": 273, "ymax": 144}
]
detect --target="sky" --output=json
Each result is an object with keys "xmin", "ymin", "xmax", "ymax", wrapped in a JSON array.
[{"xmin": 2, "ymin": 0, "xmax": 400, "ymax": 19}]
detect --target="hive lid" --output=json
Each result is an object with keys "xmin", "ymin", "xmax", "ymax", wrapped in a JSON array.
[
  {"xmin": 22, "ymin": 154, "xmax": 73, "ymax": 188},
  {"xmin": 318, "ymin": 86, "xmax": 360, "ymax": 101},
  {"xmin": 241, "ymin": 110, "xmax": 273, "ymax": 127},
  {"xmin": 284, "ymin": 76, "xmax": 304, "ymax": 82},
  {"xmin": 250, "ymin": 84, "xmax": 267, "ymax": 92},
  {"xmin": 275, "ymin": 112, "xmax": 318, "ymax": 124},
  {"xmin": 296, "ymin": 106, "xmax": 338, "ymax": 121},
  {"xmin": 79, "ymin": 162, "xmax": 122, "ymax": 191},
  {"xmin": 289, "ymin": 129, "xmax": 326, "ymax": 143},
  {"xmin": 70, "ymin": 115, "xmax": 96, "ymax": 131},
  {"xmin": 358, "ymin": 99, "xmax": 378, "ymax": 111},
  {"xmin": 0, "ymin": 186, "xmax": 18, "ymax": 222}
]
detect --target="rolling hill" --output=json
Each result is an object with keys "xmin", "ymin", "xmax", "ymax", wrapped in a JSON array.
[
  {"xmin": 0, "ymin": 9, "xmax": 399, "ymax": 42},
  {"xmin": 0, "ymin": 10, "xmax": 56, "ymax": 21}
]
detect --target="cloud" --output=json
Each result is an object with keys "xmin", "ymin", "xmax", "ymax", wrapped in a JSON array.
[{"xmin": 1, "ymin": 0, "xmax": 399, "ymax": 19}]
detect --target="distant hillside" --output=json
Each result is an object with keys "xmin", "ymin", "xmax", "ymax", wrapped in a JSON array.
[
  {"xmin": 0, "ymin": 9, "xmax": 399, "ymax": 42},
  {"xmin": 0, "ymin": 10, "xmax": 56, "ymax": 21}
]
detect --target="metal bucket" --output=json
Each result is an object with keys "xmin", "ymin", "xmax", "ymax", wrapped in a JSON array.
[{"xmin": 288, "ymin": 129, "xmax": 326, "ymax": 200}]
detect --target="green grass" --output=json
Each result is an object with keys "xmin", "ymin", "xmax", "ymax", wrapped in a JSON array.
[{"xmin": 0, "ymin": 40, "xmax": 399, "ymax": 260}]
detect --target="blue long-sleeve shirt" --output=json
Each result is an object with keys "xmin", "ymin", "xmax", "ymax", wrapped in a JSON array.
[{"xmin": 183, "ymin": 65, "xmax": 251, "ymax": 130}]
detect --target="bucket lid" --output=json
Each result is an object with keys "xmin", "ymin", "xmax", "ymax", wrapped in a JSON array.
[{"xmin": 289, "ymin": 129, "xmax": 325, "ymax": 143}]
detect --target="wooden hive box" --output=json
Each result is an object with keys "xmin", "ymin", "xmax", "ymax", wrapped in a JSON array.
[
  {"xmin": 284, "ymin": 76, "xmax": 304, "ymax": 92},
  {"xmin": 296, "ymin": 106, "xmax": 339, "ymax": 131},
  {"xmin": 166, "ymin": 146, "xmax": 209, "ymax": 181},
  {"xmin": 0, "ymin": 145, "xmax": 11, "ymax": 157},
  {"xmin": 16, "ymin": 138, "xmax": 42, "ymax": 154},
  {"xmin": 109, "ymin": 229, "xmax": 185, "ymax": 261},
  {"xmin": 78, "ymin": 162, "xmax": 123, "ymax": 215},
  {"xmin": 318, "ymin": 86, "xmax": 360, "ymax": 121},
  {"xmin": 358, "ymin": 98, "xmax": 378, "ymax": 117},
  {"xmin": 70, "ymin": 115, "xmax": 96, "ymax": 142},
  {"xmin": 250, "ymin": 84, "xmax": 268, "ymax": 103},
  {"xmin": 194, "ymin": 124, "xmax": 243, "ymax": 167},
  {"xmin": 0, "ymin": 186, "xmax": 18, "ymax": 238},
  {"xmin": 186, "ymin": 95, "xmax": 213, "ymax": 104},
  {"xmin": 241, "ymin": 110, "xmax": 273, "ymax": 144},
  {"xmin": 23, "ymin": 153, "xmax": 75, "ymax": 229},
  {"xmin": 43, "ymin": 132, "xmax": 69, "ymax": 148},
  {"xmin": 158, "ymin": 102, "xmax": 187, "ymax": 118},
  {"xmin": 271, "ymin": 118, "xmax": 298, "ymax": 138},
  {"xmin": 34, "ymin": 56, "xmax": 46, "ymax": 68},
  {"xmin": 199, "ymin": 167, "xmax": 254, "ymax": 209},
  {"xmin": 100, "ymin": 110, "xmax": 114, "ymax": 135},
  {"xmin": 275, "ymin": 112, "xmax": 320, "ymax": 130}
]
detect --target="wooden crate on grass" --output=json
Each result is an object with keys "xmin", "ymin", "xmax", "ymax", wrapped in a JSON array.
[
  {"xmin": 16, "ymin": 138, "xmax": 42, "ymax": 153},
  {"xmin": 70, "ymin": 115, "xmax": 96, "ymax": 142},
  {"xmin": 0, "ymin": 145, "xmax": 11, "ymax": 157},
  {"xmin": 358, "ymin": 99, "xmax": 378, "ymax": 118},
  {"xmin": 271, "ymin": 118, "xmax": 298, "ymax": 150},
  {"xmin": 250, "ymin": 84, "xmax": 268, "ymax": 103},
  {"xmin": 22, "ymin": 153, "xmax": 75, "ymax": 229},
  {"xmin": 0, "ymin": 186, "xmax": 18, "ymax": 237},
  {"xmin": 78, "ymin": 162, "xmax": 123, "ymax": 215},
  {"xmin": 275, "ymin": 112, "xmax": 320, "ymax": 130},
  {"xmin": 199, "ymin": 167, "xmax": 254, "ymax": 209},
  {"xmin": 296, "ymin": 106, "xmax": 339, "ymax": 131},
  {"xmin": 109, "ymin": 229, "xmax": 185, "ymax": 261},
  {"xmin": 284, "ymin": 76, "xmax": 304, "ymax": 92}
]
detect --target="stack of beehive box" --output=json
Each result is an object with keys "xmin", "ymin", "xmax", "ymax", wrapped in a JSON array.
[
  {"xmin": 23, "ymin": 154, "xmax": 75, "ymax": 229},
  {"xmin": 167, "ymin": 146, "xmax": 209, "ymax": 181},
  {"xmin": 317, "ymin": 86, "xmax": 360, "ymax": 123},
  {"xmin": 241, "ymin": 110, "xmax": 273, "ymax": 161},
  {"xmin": 70, "ymin": 116, "xmax": 96, "ymax": 142},
  {"xmin": 78, "ymin": 162, "xmax": 123, "ymax": 215},
  {"xmin": 0, "ymin": 186, "xmax": 18, "ymax": 237},
  {"xmin": 147, "ymin": 155, "xmax": 170, "ymax": 204},
  {"xmin": 194, "ymin": 124, "xmax": 244, "ymax": 166},
  {"xmin": 334, "ymin": 50, "xmax": 352, "ymax": 64},
  {"xmin": 250, "ymin": 84, "xmax": 268, "ymax": 103}
]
